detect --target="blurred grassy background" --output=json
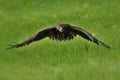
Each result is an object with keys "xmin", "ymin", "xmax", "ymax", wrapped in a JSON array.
[{"xmin": 0, "ymin": 0, "xmax": 120, "ymax": 80}]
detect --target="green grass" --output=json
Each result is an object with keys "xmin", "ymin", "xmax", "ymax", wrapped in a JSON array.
[{"xmin": 0, "ymin": 0, "xmax": 120, "ymax": 80}]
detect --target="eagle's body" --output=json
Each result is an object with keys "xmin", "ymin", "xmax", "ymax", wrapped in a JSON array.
[
  {"xmin": 49, "ymin": 24, "xmax": 76, "ymax": 41},
  {"xmin": 8, "ymin": 23, "xmax": 110, "ymax": 49}
]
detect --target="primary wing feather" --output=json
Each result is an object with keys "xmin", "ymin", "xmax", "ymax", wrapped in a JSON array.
[
  {"xmin": 71, "ymin": 26, "xmax": 110, "ymax": 48},
  {"xmin": 7, "ymin": 27, "xmax": 56, "ymax": 49}
]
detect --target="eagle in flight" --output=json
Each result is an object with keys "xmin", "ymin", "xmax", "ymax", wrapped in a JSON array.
[{"xmin": 8, "ymin": 23, "xmax": 110, "ymax": 49}]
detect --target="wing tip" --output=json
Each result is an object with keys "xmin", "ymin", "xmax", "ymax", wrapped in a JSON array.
[
  {"xmin": 7, "ymin": 44, "xmax": 22, "ymax": 49},
  {"xmin": 96, "ymin": 40, "xmax": 111, "ymax": 49},
  {"xmin": 102, "ymin": 44, "xmax": 111, "ymax": 49}
]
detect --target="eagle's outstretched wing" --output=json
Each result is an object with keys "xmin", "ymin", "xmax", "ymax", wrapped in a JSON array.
[
  {"xmin": 7, "ymin": 27, "xmax": 56, "ymax": 49},
  {"xmin": 71, "ymin": 26, "xmax": 110, "ymax": 48}
]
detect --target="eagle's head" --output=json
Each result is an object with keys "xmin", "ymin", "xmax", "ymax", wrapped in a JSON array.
[{"xmin": 56, "ymin": 23, "xmax": 71, "ymax": 32}]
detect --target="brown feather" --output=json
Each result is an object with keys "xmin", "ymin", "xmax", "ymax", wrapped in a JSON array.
[
  {"xmin": 7, "ymin": 23, "xmax": 110, "ymax": 49},
  {"xmin": 7, "ymin": 27, "xmax": 56, "ymax": 49},
  {"xmin": 71, "ymin": 26, "xmax": 110, "ymax": 48}
]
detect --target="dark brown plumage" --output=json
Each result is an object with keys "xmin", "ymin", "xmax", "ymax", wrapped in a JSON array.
[{"xmin": 7, "ymin": 23, "xmax": 110, "ymax": 49}]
